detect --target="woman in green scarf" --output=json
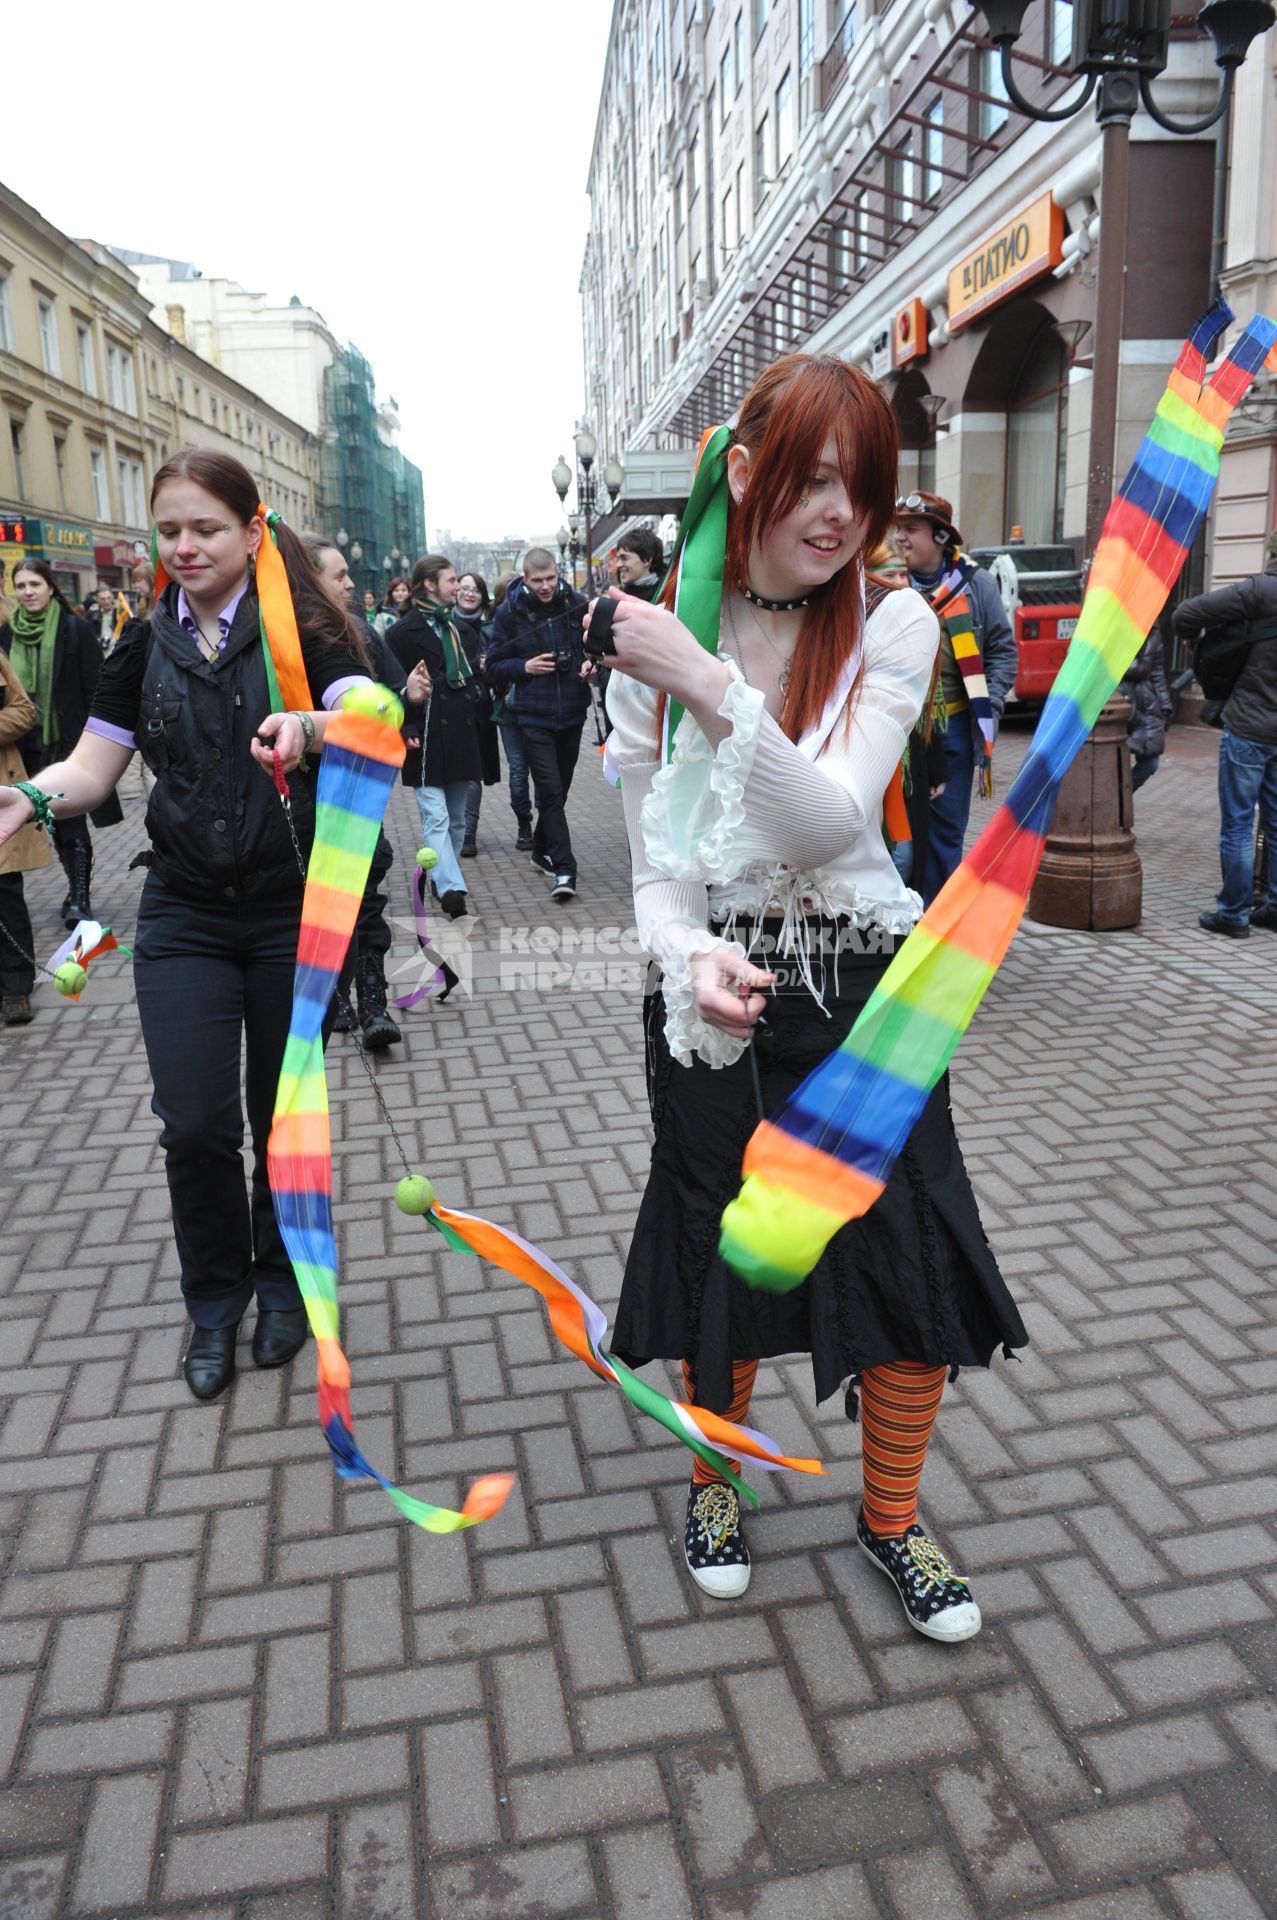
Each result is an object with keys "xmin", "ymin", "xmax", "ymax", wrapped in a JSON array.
[{"xmin": 1, "ymin": 558, "xmax": 120, "ymax": 927}]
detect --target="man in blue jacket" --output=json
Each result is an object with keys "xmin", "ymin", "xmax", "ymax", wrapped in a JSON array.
[{"xmin": 485, "ymin": 549, "xmax": 591, "ymax": 900}]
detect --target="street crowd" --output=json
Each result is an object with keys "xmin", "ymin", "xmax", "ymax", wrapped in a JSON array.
[{"xmin": 0, "ymin": 384, "xmax": 1274, "ymax": 1640}]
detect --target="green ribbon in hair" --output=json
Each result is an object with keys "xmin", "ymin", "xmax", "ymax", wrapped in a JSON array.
[{"xmin": 663, "ymin": 423, "xmax": 732, "ymax": 758}]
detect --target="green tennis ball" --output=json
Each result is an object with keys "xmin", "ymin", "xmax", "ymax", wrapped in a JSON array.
[
  {"xmin": 341, "ymin": 683, "xmax": 404, "ymax": 730},
  {"xmin": 416, "ymin": 846, "xmax": 440, "ymax": 872},
  {"xmin": 53, "ymin": 961, "xmax": 87, "ymax": 997},
  {"xmin": 395, "ymin": 1174, "xmax": 435, "ymax": 1216}
]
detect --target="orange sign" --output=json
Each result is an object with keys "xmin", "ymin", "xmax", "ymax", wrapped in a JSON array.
[
  {"xmin": 948, "ymin": 194, "xmax": 1065, "ymax": 331},
  {"xmin": 893, "ymin": 298, "xmax": 928, "ymax": 367}
]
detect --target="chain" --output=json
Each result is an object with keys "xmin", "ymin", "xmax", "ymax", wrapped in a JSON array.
[
  {"xmin": 269, "ymin": 746, "xmax": 415, "ymax": 1181},
  {"xmin": 0, "ymin": 917, "xmax": 55, "ymax": 985}
]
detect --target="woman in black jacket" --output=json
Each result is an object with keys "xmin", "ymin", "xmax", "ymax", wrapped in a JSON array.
[
  {"xmin": 2, "ymin": 556, "xmax": 122, "ymax": 925},
  {"xmin": 0, "ymin": 450, "xmax": 375, "ymax": 1404},
  {"xmin": 453, "ymin": 571, "xmax": 501, "ymax": 856},
  {"xmin": 386, "ymin": 555, "xmax": 481, "ymax": 917}
]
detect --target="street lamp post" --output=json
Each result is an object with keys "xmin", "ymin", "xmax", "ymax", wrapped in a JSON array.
[
  {"xmin": 975, "ymin": 0, "xmax": 1275, "ymax": 928},
  {"xmin": 550, "ymin": 430, "xmax": 625, "ymax": 591}
]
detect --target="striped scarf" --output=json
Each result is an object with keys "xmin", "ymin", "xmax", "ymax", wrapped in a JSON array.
[{"xmin": 925, "ymin": 557, "xmax": 995, "ymax": 798}]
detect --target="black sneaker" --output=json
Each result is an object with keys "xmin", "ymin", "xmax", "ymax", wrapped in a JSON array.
[
  {"xmin": 683, "ymin": 1480, "xmax": 751, "ymax": 1599},
  {"xmin": 460, "ymin": 836, "xmax": 478, "ymax": 858},
  {"xmin": 857, "ymin": 1510, "xmax": 981, "ymax": 1643},
  {"xmin": 440, "ymin": 890, "xmax": 468, "ymax": 919},
  {"xmin": 530, "ymin": 851, "xmax": 555, "ymax": 877},
  {"xmin": 552, "ymin": 874, "xmax": 576, "ymax": 901},
  {"xmin": 515, "ymin": 820, "xmax": 535, "ymax": 852},
  {"xmin": 1250, "ymin": 904, "xmax": 1277, "ymax": 931},
  {"xmin": 1198, "ymin": 909, "xmax": 1249, "ymax": 939}
]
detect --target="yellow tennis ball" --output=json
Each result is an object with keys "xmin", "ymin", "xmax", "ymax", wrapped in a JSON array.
[
  {"xmin": 395, "ymin": 1175, "xmax": 436, "ymax": 1216},
  {"xmin": 341, "ymin": 683, "xmax": 404, "ymax": 730},
  {"xmin": 416, "ymin": 847, "xmax": 440, "ymax": 872},
  {"xmin": 53, "ymin": 961, "xmax": 87, "ymax": 997}
]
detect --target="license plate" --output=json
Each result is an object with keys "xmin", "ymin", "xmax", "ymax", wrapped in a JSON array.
[{"xmin": 1057, "ymin": 617, "xmax": 1077, "ymax": 639}]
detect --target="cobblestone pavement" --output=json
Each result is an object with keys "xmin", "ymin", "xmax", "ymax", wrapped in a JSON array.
[{"xmin": 1, "ymin": 718, "xmax": 1274, "ymax": 1920}]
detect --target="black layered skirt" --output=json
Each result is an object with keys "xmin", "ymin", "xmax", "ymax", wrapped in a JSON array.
[{"xmin": 612, "ymin": 933, "xmax": 1028, "ymax": 1417}]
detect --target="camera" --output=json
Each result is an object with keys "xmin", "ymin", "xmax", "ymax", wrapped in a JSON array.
[{"xmin": 553, "ymin": 647, "xmax": 574, "ymax": 673}]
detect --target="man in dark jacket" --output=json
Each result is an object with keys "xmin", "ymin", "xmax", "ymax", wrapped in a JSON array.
[
  {"xmin": 1172, "ymin": 532, "xmax": 1277, "ymax": 936},
  {"xmin": 614, "ymin": 527, "xmax": 665, "ymax": 602},
  {"xmin": 485, "ymin": 549, "xmax": 590, "ymax": 900},
  {"xmin": 894, "ymin": 493, "xmax": 1018, "ymax": 904}
]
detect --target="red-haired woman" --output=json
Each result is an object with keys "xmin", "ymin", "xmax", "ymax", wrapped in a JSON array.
[
  {"xmin": 603, "ymin": 356, "xmax": 1025, "ymax": 1641},
  {"xmin": 0, "ymin": 450, "xmax": 374, "ymax": 1403}
]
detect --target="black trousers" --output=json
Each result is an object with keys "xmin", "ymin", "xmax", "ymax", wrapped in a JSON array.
[
  {"xmin": 351, "ymin": 830, "xmax": 393, "ymax": 965},
  {"xmin": 133, "ymin": 874, "xmax": 316, "ymax": 1329},
  {"xmin": 0, "ymin": 873, "xmax": 34, "ymax": 994},
  {"xmin": 522, "ymin": 723, "xmax": 583, "ymax": 880}
]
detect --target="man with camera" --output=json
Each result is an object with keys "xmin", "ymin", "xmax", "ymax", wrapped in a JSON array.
[{"xmin": 486, "ymin": 548, "xmax": 591, "ymax": 900}]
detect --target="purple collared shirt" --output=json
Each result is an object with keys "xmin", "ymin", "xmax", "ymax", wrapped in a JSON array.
[{"xmin": 178, "ymin": 582, "xmax": 249, "ymax": 654}]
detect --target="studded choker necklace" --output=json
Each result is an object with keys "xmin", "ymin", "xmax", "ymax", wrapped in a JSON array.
[{"xmin": 742, "ymin": 583, "xmax": 809, "ymax": 613}]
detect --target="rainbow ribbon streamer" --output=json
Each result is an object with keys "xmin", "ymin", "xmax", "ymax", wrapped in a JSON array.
[
  {"xmin": 269, "ymin": 703, "xmax": 822, "ymax": 1529},
  {"xmin": 267, "ymin": 701, "xmax": 512, "ymax": 1532},
  {"xmin": 720, "ymin": 301, "xmax": 1277, "ymax": 1294}
]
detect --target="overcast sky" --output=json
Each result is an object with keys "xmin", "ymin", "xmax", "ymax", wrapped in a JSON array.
[{"xmin": 4, "ymin": 0, "xmax": 612, "ymax": 545}]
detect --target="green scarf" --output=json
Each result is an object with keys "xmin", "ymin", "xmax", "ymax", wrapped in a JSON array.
[
  {"xmin": 414, "ymin": 594, "xmax": 473, "ymax": 689},
  {"xmin": 8, "ymin": 600, "xmax": 59, "ymax": 744}
]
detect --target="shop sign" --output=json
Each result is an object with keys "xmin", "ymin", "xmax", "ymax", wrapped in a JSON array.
[
  {"xmin": 43, "ymin": 519, "xmax": 94, "ymax": 558},
  {"xmin": 870, "ymin": 328, "xmax": 892, "ymax": 380},
  {"xmin": 948, "ymin": 194, "xmax": 1065, "ymax": 332},
  {"xmin": 0, "ymin": 517, "xmax": 32, "ymax": 545},
  {"xmin": 893, "ymin": 298, "xmax": 928, "ymax": 368}
]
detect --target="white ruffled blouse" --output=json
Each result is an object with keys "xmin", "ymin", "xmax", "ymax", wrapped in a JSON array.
[{"xmin": 607, "ymin": 585, "xmax": 941, "ymax": 1068}]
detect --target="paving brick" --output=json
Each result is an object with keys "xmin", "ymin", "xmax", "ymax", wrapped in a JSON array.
[
  {"xmin": 337, "ymin": 1799, "xmax": 418, "ymax": 1920},
  {"xmin": 172, "ymin": 1695, "xmax": 252, "ymax": 1824},
  {"xmin": 115, "ymin": 1642, "xmax": 255, "ymax": 1709},
  {"xmin": 0, "ymin": 1669, "xmax": 34, "ymax": 1777},
  {"xmin": 25, "ymin": 1710, "xmax": 173, "ymax": 1778},
  {"xmin": 1112, "ymin": 1641, "xmax": 1255, "ymax": 1711},
  {"xmin": 777, "ymin": 1602, "xmax": 876, "ymax": 1711},
  {"xmin": 1189, "ymin": 1771, "xmax": 1277, "ymax": 1912},
  {"xmin": 1138, "ymin": 1577, "xmax": 1272, "ymax": 1637},
  {"xmin": 966, "ymin": 1682, "xmax": 1093, "ymax": 1810},
  {"xmin": 639, "ymin": 1614, "xmax": 775, "ymax": 1680},
  {"xmin": 876, "ymin": 1843, "xmax": 978, "ymax": 1919},
  {"xmin": 575, "ymin": 1677, "xmax": 724, "ymax": 1753},
  {"xmin": 492, "ymin": 1648, "xmax": 573, "ymax": 1766},
  {"xmin": 0, "ymin": 1853, "xmax": 66, "ymax": 1920},
  {"xmin": 669, "ymin": 1741, "xmax": 771, "ymax": 1882},
  {"xmin": 508, "ymin": 1753, "xmax": 666, "ymax": 1842},
  {"xmin": 39, "ymin": 1610, "xmax": 121, "ymax": 1716},
  {"xmin": 429, "ymin": 1839, "xmax": 597, "ymax": 1919},
  {"xmin": 761, "ymin": 1773, "xmax": 935, "ymax": 1866},
  {"xmin": 264, "ymin": 1633, "xmax": 332, "ymax": 1745},
  {"xmin": 1048, "ymin": 1790, "xmax": 1217, "ymax": 1881},
  {"xmin": 703, "ymin": 1863, "xmax": 879, "ymax": 1919},
  {"xmin": 420, "ymin": 1717, "xmax": 501, "ymax": 1851},
  {"xmin": 413, "ymin": 1597, "xmax": 547, "ymax": 1664},
  {"xmin": 1007, "ymin": 1617, "xmax": 1125, "ymax": 1728},
  {"xmin": 1163, "ymin": 1863, "xmax": 1270, "ymax": 1919},
  {"xmin": 722, "ymin": 1667, "xmax": 827, "ymax": 1792},
  {"xmin": 0, "ymin": 1779, "xmax": 87, "ymax": 1850},
  {"xmin": 162, "ymin": 1816, "xmax": 329, "ymax": 1901},
  {"xmin": 70, "ymin": 1769, "xmax": 162, "ymax": 1913},
  {"xmin": 931, "ymin": 1754, "xmax": 1057, "ymax": 1904},
  {"xmin": 828, "ymin": 1698, "xmax": 977, "ymax": 1777},
  {"xmin": 342, "ymin": 1660, "xmax": 482, "ymax": 1732},
  {"xmin": 259, "ymin": 1731, "xmax": 410, "ymax": 1813},
  {"xmin": 602, "ymin": 1823, "xmax": 694, "ymax": 1920}
]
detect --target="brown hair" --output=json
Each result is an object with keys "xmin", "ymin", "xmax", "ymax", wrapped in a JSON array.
[
  {"xmin": 149, "ymin": 448, "xmax": 371, "ymax": 668},
  {"xmin": 12, "ymin": 554, "xmax": 73, "ymax": 616},
  {"xmin": 667, "ymin": 354, "xmax": 898, "ymax": 745},
  {"xmin": 411, "ymin": 555, "xmax": 452, "ymax": 596}
]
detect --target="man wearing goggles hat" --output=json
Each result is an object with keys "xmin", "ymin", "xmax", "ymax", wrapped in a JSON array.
[{"xmin": 893, "ymin": 492, "xmax": 1017, "ymax": 902}]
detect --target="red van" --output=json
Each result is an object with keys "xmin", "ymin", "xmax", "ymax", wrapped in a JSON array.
[{"xmin": 967, "ymin": 544, "xmax": 1084, "ymax": 705}]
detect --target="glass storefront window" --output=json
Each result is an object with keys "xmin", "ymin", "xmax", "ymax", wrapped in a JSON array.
[{"xmin": 1005, "ymin": 329, "xmax": 1068, "ymax": 542}]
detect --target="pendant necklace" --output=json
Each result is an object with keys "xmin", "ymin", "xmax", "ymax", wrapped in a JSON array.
[{"xmin": 726, "ymin": 594, "xmax": 792, "ymax": 699}]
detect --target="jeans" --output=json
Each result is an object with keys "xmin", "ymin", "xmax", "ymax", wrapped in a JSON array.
[
  {"xmin": 891, "ymin": 839, "xmax": 914, "ymax": 886},
  {"xmin": 522, "ymin": 724, "xmax": 584, "ymax": 880},
  {"xmin": 465, "ymin": 779, "xmax": 481, "ymax": 838},
  {"xmin": 924, "ymin": 711, "xmax": 977, "ymax": 905},
  {"xmin": 1131, "ymin": 753, "xmax": 1161, "ymax": 793},
  {"xmin": 133, "ymin": 875, "xmax": 310, "ymax": 1329},
  {"xmin": 1215, "ymin": 727, "xmax": 1277, "ymax": 923},
  {"xmin": 415, "ymin": 783, "xmax": 470, "ymax": 897},
  {"xmin": 499, "ymin": 721, "xmax": 531, "ymax": 822},
  {"xmin": 0, "ymin": 873, "xmax": 34, "ymax": 994}
]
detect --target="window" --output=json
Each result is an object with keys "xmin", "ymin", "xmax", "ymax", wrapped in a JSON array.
[
  {"xmin": 719, "ymin": 48, "xmax": 732, "ymax": 119},
  {"xmin": 10, "ymin": 420, "xmax": 24, "ymax": 498},
  {"xmin": 754, "ymin": 116, "xmax": 770, "ymax": 210},
  {"xmin": 0, "ymin": 275, "xmax": 15, "ymax": 353},
  {"xmin": 734, "ymin": 13, "xmax": 744, "ymax": 91},
  {"xmin": 853, "ymin": 191, "xmax": 870, "ymax": 272},
  {"xmin": 753, "ymin": 0, "xmax": 767, "ymax": 40},
  {"xmin": 37, "ymin": 298, "xmax": 60, "ymax": 376},
  {"xmin": 890, "ymin": 131, "xmax": 916, "ymax": 228},
  {"xmin": 833, "ymin": 0, "xmax": 856, "ymax": 60},
  {"xmin": 675, "ymin": 171, "xmax": 685, "ymax": 234},
  {"xmin": 89, "ymin": 446, "xmax": 109, "ymax": 518},
  {"xmin": 689, "ymin": 131, "xmax": 699, "ymax": 204},
  {"xmin": 118, "ymin": 456, "xmax": 145, "ymax": 526},
  {"xmin": 1006, "ymin": 328, "xmax": 1069, "ymax": 542},
  {"xmin": 121, "ymin": 351, "xmax": 136, "ymax": 414},
  {"xmin": 1049, "ymin": 0, "xmax": 1072, "ymax": 63},
  {"xmin": 834, "ymin": 226, "xmax": 853, "ymax": 290},
  {"xmin": 76, "ymin": 323, "xmax": 95, "ymax": 394},
  {"xmin": 53, "ymin": 435, "xmax": 67, "ymax": 512},
  {"xmin": 722, "ymin": 185, "xmax": 737, "ymax": 265},
  {"xmin": 979, "ymin": 46, "xmax": 1009, "ymax": 137},
  {"xmin": 775, "ymin": 69, "xmax": 794, "ymax": 171},
  {"xmin": 176, "ymin": 376, "xmax": 185, "ymax": 405},
  {"xmin": 799, "ymin": 0, "xmax": 815, "ymax": 73},
  {"xmin": 210, "ymin": 395, "xmax": 218, "ymax": 423},
  {"xmin": 923, "ymin": 96, "xmax": 944, "ymax": 201}
]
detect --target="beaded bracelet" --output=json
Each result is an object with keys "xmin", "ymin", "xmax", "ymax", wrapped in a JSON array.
[
  {"xmin": 10, "ymin": 781, "xmax": 58, "ymax": 833},
  {"xmin": 290, "ymin": 710, "xmax": 315, "ymax": 767}
]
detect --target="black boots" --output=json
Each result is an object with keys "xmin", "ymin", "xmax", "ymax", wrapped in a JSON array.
[
  {"xmin": 515, "ymin": 815, "xmax": 534, "ymax": 852},
  {"xmin": 59, "ymin": 840, "xmax": 93, "ymax": 929},
  {"xmin": 356, "ymin": 950, "xmax": 401, "ymax": 1051}
]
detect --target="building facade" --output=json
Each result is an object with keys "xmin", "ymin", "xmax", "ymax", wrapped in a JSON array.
[
  {"xmin": 120, "ymin": 256, "xmax": 428, "ymax": 600},
  {"xmin": 0, "ymin": 186, "xmax": 317, "ymax": 602},
  {"xmin": 583, "ymin": 0, "xmax": 1233, "ymax": 565}
]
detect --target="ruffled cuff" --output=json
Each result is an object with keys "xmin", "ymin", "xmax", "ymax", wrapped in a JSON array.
[
  {"xmin": 639, "ymin": 665, "xmax": 765, "ymax": 884},
  {"xmin": 650, "ymin": 923, "xmax": 753, "ymax": 1069}
]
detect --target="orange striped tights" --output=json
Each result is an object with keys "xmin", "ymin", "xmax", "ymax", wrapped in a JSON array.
[{"xmin": 682, "ymin": 1357, "xmax": 947, "ymax": 1536}]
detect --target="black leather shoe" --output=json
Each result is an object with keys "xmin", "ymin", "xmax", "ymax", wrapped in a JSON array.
[
  {"xmin": 183, "ymin": 1324, "xmax": 238, "ymax": 1400},
  {"xmin": 252, "ymin": 1309, "xmax": 309, "ymax": 1369}
]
